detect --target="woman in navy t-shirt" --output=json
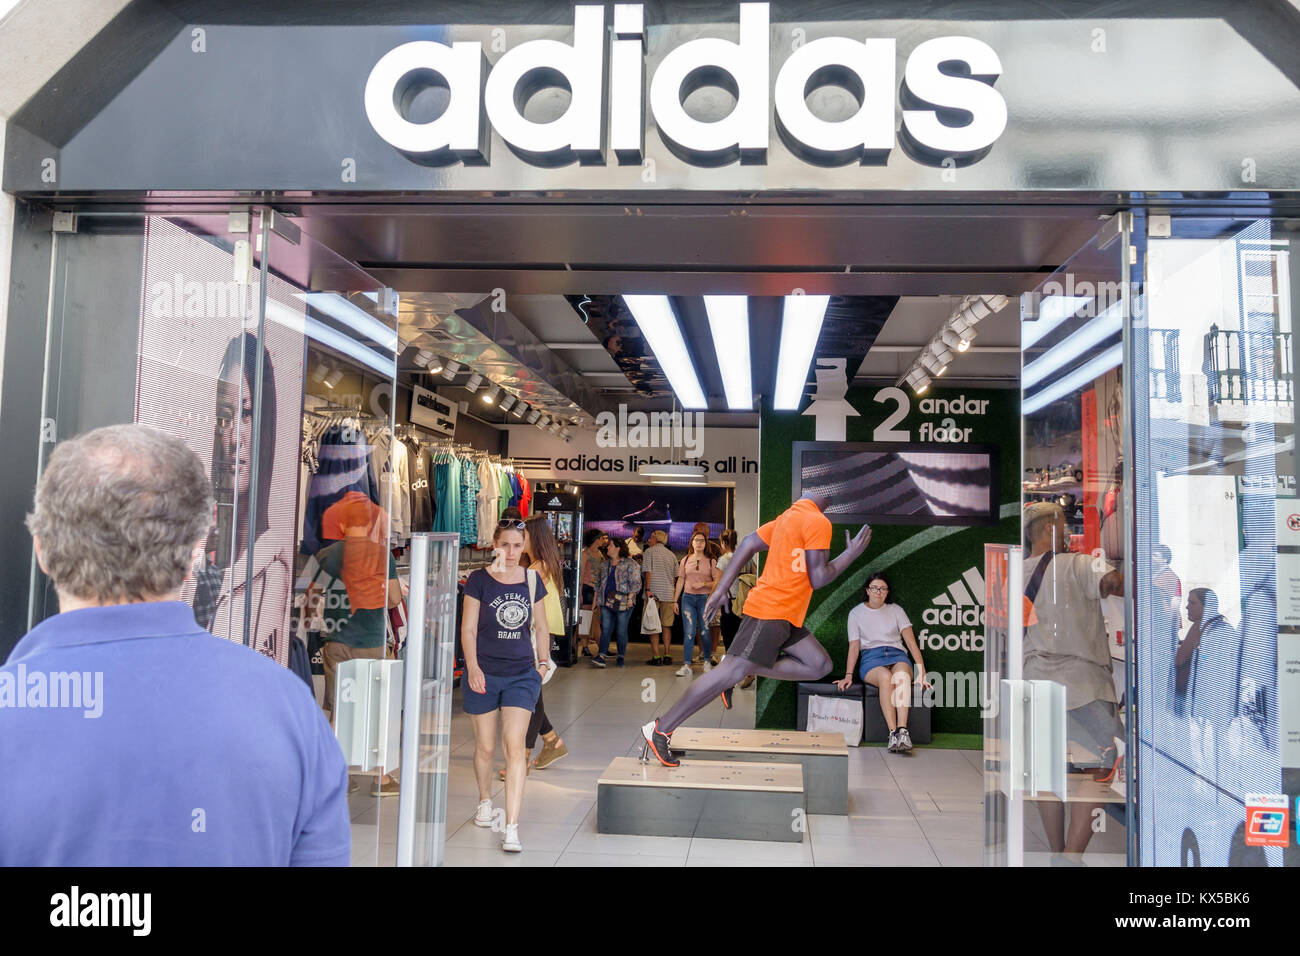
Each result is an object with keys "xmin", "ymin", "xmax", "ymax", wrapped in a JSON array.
[{"xmin": 461, "ymin": 516, "xmax": 551, "ymax": 852}]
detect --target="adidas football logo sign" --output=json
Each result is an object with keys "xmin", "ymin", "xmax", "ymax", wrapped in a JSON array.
[{"xmin": 918, "ymin": 566, "xmax": 985, "ymax": 652}]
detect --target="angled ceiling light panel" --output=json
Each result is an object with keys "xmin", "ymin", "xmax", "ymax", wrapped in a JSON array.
[
  {"xmin": 774, "ymin": 295, "xmax": 830, "ymax": 410},
  {"xmin": 1021, "ymin": 295, "xmax": 1093, "ymax": 349},
  {"xmin": 297, "ymin": 293, "xmax": 400, "ymax": 352},
  {"xmin": 265, "ymin": 301, "xmax": 395, "ymax": 378},
  {"xmin": 703, "ymin": 295, "xmax": 753, "ymax": 410},
  {"xmin": 1021, "ymin": 300, "xmax": 1123, "ymax": 390},
  {"xmin": 622, "ymin": 295, "xmax": 708, "ymax": 409}
]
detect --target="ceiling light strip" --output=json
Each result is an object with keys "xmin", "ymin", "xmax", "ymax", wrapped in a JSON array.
[
  {"xmin": 703, "ymin": 294, "xmax": 753, "ymax": 410},
  {"xmin": 773, "ymin": 295, "xmax": 829, "ymax": 411},
  {"xmin": 623, "ymin": 294, "xmax": 708, "ymax": 409}
]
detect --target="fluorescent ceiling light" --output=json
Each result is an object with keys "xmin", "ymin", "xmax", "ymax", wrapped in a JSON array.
[
  {"xmin": 1022, "ymin": 343, "xmax": 1123, "ymax": 415},
  {"xmin": 623, "ymin": 295, "xmax": 708, "ymax": 409},
  {"xmin": 651, "ymin": 477, "xmax": 708, "ymax": 486},
  {"xmin": 703, "ymin": 295, "xmax": 753, "ymax": 410},
  {"xmin": 266, "ymin": 301, "xmax": 395, "ymax": 378},
  {"xmin": 1021, "ymin": 300, "xmax": 1122, "ymax": 390},
  {"xmin": 297, "ymin": 293, "xmax": 399, "ymax": 352},
  {"xmin": 1022, "ymin": 295, "xmax": 1093, "ymax": 350},
  {"xmin": 637, "ymin": 463, "xmax": 705, "ymax": 479},
  {"xmin": 773, "ymin": 295, "xmax": 830, "ymax": 410}
]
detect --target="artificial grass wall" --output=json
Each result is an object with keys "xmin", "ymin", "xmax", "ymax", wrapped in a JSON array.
[{"xmin": 755, "ymin": 385, "xmax": 1021, "ymax": 734}]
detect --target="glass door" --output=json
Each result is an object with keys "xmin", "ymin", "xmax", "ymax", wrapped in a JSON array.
[
  {"xmin": 986, "ymin": 213, "xmax": 1135, "ymax": 866},
  {"xmin": 29, "ymin": 207, "xmax": 405, "ymax": 866},
  {"xmin": 1133, "ymin": 215, "xmax": 1299, "ymax": 868}
]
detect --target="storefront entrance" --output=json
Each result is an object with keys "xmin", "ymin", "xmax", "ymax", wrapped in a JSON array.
[{"xmin": 4, "ymin": 194, "xmax": 1296, "ymax": 866}]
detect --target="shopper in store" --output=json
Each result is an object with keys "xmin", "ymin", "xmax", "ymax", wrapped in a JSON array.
[
  {"xmin": 716, "ymin": 529, "xmax": 758, "ymax": 687},
  {"xmin": 641, "ymin": 493, "xmax": 872, "ymax": 766},
  {"xmin": 642, "ymin": 529, "xmax": 678, "ymax": 666},
  {"xmin": 689, "ymin": 521, "xmax": 726, "ymax": 664},
  {"xmin": 462, "ymin": 516, "xmax": 553, "ymax": 853},
  {"xmin": 1020, "ymin": 501, "xmax": 1125, "ymax": 863},
  {"xmin": 2, "ymin": 424, "xmax": 350, "ymax": 865},
  {"xmin": 592, "ymin": 536, "xmax": 643, "ymax": 668},
  {"xmin": 497, "ymin": 513, "xmax": 569, "ymax": 778},
  {"xmin": 834, "ymin": 573, "xmax": 926, "ymax": 753},
  {"xmin": 671, "ymin": 530, "xmax": 720, "ymax": 676},
  {"xmin": 578, "ymin": 527, "xmax": 609, "ymax": 658}
]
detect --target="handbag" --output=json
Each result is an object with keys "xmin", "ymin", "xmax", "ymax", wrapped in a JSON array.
[
  {"xmin": 641, "ymin": 595, "xmax": 662, "ymax": 634},
  {"xmin": 527, "ymin": 569, "xmax": 557, "ymax": 685}
]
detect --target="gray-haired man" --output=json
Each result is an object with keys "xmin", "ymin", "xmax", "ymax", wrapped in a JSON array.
[{"xmin": 0, "ymin": 424, "xmax": 350, "ymax": 865}]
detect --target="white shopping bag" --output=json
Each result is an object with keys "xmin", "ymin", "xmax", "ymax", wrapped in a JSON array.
[
  {"xmin": 807, "ymin": 694, "xmax": 863, "ymax": 746},
  {"xmin": 641, "ymin": 596, "xmax": 661, "ymax": 634},
  {"xmin": 578, "ymin": 609, "xmax": 594, "ymax": 637}
]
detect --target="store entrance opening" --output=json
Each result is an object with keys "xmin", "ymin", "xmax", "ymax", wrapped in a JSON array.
[{"xmin": 10, "ymin": 198, "xmax": 1295, "ymax": 867}]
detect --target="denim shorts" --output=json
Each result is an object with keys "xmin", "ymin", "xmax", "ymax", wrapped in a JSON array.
[
  {"xmin": 463, "ymin": 668, "xmax": 541, "ymax": 715},
  {"xmin": 859, "ymin": 645, "xmax": 911, "ymax": 679}
]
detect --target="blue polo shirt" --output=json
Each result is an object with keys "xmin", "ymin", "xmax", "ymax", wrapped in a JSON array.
[{"xmin": 0, "ymin": 602, "xmax": 351, "ymax": 866}]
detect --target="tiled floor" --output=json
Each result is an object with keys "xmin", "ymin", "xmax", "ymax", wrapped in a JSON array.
[{"xmin": 344, "ymin": 644, "xmax": 1113, "ymax": 866}]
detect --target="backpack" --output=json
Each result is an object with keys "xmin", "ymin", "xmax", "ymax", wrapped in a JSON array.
[{"xmin": 733, "ymin": 571, "xmax": 757, "ymax": 617}]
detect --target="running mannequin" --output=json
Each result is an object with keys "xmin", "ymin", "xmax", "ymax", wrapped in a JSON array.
[{"xmin": 641, "ymin": 492, "xmax": 871, "ymax": 766}]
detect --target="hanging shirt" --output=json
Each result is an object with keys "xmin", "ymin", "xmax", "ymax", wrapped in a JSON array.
[
  {"xmin": 302, "ymin": 424, "xmax": 380, "ymax": 555},
  {"xmin": 497, "ymin": 467, "xmax": 513, "ymax": 519},
  {"xmin": 460, "ymin": 459, "xmax": 480, "ymax": 547},
  {"xmin": 405, "ymin": 439, "xmax": 434, "ymax": 534},
  {"xmin": 518, "ymin": 474, "xmax": 532, "ymax": 518},
  {"xmin": 476, "ymin": 460, "xmax": 498, "ymax": 546},
  {"xmin": 370, "ymin": 432, "xmax": 411, "ymax": 540}
]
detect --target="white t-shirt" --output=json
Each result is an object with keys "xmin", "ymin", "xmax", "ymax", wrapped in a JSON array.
[{"xmin": 848, "ymin": 602, "xmax": 912, "ymax": 652}]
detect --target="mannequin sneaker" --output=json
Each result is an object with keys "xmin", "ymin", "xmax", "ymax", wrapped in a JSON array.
[
  {"xmin": 896, "ymin": 728, "xmax": 914, "ymax": 753},
  {"xmin": 675, "ymin": 664, "xmax": 692, "ymax": 677},
  {"xmin": 502, "ymin": 824, "xmax": 522, "ymax": 853},
  {"xmin": 473, "ymin": 799, "xmax": 494, "ymax": 827},
  {"xmin": 886, "ymin": 729, "xmax": 901, "ymax": 753}
]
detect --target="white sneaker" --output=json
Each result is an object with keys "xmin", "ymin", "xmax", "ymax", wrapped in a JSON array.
[
  {"xmin": 502, "ymin": 823, "xmax": 522, "ymax": 852},
  {"xmin": 896, "ymin": 727, "xmax": 914, "ymax": 753},
  {"xmin": 703, "ymin": 660, "xmax": 713, "ymax": 673},
  {"xmin": 473, "ymin": 799, "xmax": 494, "ymax": 827},
  {"xmin": 675, "ymin": 664, "xmax": 692, "ymax": 677}
]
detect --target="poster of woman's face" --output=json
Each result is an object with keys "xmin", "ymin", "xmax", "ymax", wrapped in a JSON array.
[{"xmin": 135, "ymin": 216, "xmax": 305, "ymax": 666}]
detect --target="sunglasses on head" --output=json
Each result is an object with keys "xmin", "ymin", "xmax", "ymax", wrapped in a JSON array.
[{"xmin": 497, "ymin": 519, "xmax": 526, "ymax": 531}]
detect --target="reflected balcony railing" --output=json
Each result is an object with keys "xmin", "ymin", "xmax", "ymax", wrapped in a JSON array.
[
  {"xmin": 1148, "ymin": 328, "xmax": 1182, "ymax": 402},
  {"xmin": 1203, "ymin": 325, "xmax": 1293, "ymax": 405}
]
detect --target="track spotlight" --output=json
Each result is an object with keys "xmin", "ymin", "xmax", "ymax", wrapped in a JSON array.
[
  {"xmin": 441, "ymin": 359, "xmax": 461, "ymax": 381},
  {"xmin": 483, "ymin": 384, "xmax": 501, "ymax": 405}
]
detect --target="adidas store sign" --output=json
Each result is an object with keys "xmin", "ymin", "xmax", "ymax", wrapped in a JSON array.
[{"xmin": 918, "ymin": 566, "xmax": 986, "ymax": 652}]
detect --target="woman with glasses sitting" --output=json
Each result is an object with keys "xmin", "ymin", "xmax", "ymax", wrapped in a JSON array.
[{"xmin": 834, "ymin": 573, "xmax": 926, "ymax": 754}]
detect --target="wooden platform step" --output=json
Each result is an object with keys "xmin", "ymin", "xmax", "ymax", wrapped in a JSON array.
[
  {"xmin": 671, "ymin": 727, "xmax": 849, "ymax": 815},
  {"xmin": 597, "ymin": 757, "xmax": 806, "ymax": 843}
]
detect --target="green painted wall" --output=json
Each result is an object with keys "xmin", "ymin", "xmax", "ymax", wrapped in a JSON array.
[{"xmin": 755, "ymin": 385, "xmax": 1021, "ymax": 734}]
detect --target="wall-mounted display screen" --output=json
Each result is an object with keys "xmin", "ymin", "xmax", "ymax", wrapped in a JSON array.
[{"xmin": 792, "ymin": 441, "xmax": 1000, "ymax": 526}]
